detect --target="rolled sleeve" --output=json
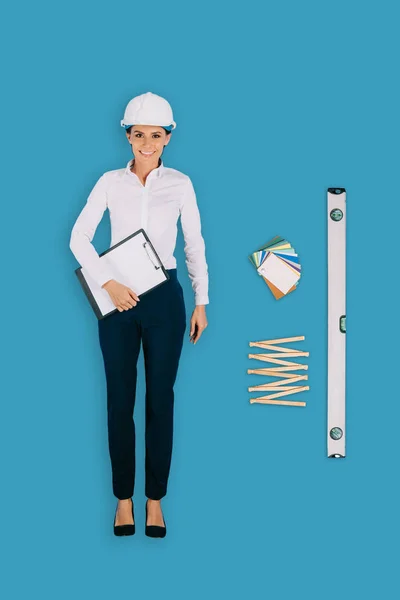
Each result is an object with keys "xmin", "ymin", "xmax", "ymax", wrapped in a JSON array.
[
  {"xmin": 69, "ymin": 173, "xmax": 115, "ymax": 288},
  {"xmin": 179, "ymin": 177, "xmax": 209, "ymax": 305}
]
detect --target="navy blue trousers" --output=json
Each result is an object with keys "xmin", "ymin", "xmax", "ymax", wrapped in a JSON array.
[{"xmin": 98, "ymin": 269, "xmax": 186, "ymax": 500}]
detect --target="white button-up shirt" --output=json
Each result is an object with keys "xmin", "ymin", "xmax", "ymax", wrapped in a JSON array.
[{"xmin": 69, "ymin": 158, "xmax": 209, "ymax": 305}]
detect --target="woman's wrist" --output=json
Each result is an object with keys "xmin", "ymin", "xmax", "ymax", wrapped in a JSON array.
[{"xmin": 102, "ymin": 279, "xmax": 116, "ymax": 289}]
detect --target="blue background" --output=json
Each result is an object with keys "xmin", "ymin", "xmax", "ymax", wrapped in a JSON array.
[{"xmin": 2, "ymin": 0, "xmax": 399, "ymax": 598}]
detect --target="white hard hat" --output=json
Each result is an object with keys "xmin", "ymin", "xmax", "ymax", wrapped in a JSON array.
[{"xmin": 120, "ymin": 91, "xmax": 176, "ymax": 130}]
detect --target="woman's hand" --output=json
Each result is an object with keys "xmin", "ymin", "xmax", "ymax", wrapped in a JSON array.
[
  {"xmin": 102, "ymin": 279, "xmax": 140, "ymax": 312},
  {"xmin": 189, "ymin": 305, "xmax": 208, "ymax": 344}
]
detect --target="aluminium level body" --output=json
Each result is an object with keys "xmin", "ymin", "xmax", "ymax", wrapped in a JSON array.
[{"xmin": 327, "ymin": 188, "xmax": 346, "ymax": 458}]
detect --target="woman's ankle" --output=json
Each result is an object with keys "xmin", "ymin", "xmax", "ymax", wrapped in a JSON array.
[{"xmin": 147, "ymin": 498, "xmax": 161, "ymax": 504}]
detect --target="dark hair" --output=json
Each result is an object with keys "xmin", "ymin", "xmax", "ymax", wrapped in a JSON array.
[{"xmin": 125, "ymin": 126, "xmax": 171, "ymax": 136}]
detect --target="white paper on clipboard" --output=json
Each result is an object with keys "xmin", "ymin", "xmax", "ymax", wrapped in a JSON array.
[{"xmin": 76, "ymin": 229, "xmax": 169, "ymax": 319}]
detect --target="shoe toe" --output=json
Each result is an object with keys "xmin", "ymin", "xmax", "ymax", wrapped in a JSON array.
[
  {"xmin": 145, "ymin": 524, "xmax": 166, "ymax": 538},
  {"xmin": 114, "ymin": 523, "xmax": 135, "ymax": 536}
]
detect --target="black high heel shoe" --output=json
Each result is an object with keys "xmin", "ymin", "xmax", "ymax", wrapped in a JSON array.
[
  {"xmin": 145, "ymin": 499, "xmax": 167, "ymax": 538},
  {"xmin": 114, "ymin": 498, "xmax": 135, "ymax": 536}
]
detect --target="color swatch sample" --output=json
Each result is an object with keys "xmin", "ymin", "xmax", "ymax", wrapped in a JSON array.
[{"xmin": 249, "ymin": 236, "xmax": 301, "ymax": 299}]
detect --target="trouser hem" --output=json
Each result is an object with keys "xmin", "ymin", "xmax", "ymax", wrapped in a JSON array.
[{"xmin": 145, "ymin": 491, "xmax": 166, "ymax": 501}]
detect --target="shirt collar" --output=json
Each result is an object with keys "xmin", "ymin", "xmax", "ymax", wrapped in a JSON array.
[{"xmin": 125, "ymin": 157, "xmax": 164, "ymax": 179}]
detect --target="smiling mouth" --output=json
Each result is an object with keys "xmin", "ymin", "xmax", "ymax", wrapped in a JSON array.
[{"xmin": 140, "ymin": 151, "xmax": 155, "ymax": 156}]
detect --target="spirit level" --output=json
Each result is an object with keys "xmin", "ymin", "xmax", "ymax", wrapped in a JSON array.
[{"xmin": 327, "ymin": 188, "xmax": 346, "ymax": 458}]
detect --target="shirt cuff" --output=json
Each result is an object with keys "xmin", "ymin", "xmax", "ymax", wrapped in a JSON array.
[
  {"xmin": 195, "ymin": 295, "xmax": 209, "ymax": 306},
  {"xmin": 96, "ymin": 268, "xmax": 115, "ymax": 289}
]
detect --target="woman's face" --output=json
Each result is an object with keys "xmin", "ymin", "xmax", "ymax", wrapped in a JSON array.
[{"xmin": 126, "ymin": 125, "xmax": 171, "ymax": 166}]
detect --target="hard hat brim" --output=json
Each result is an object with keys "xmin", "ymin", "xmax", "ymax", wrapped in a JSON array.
[{"xmin": 121, "ymin": 120, "xmax": 176, "ymax": 130}]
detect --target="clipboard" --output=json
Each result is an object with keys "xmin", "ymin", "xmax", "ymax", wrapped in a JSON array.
[{"xmin": 75, "ymin": 228, "xmax": 170, "ymax": 320}]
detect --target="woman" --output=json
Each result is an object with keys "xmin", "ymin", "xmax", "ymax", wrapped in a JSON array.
[{"xmin": 69, "ymin": 91, "xmax": 209, "ymax": 538}]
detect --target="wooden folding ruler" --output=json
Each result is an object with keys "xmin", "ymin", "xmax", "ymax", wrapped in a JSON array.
[{"xmin": 327, "ymin": 188, "xmax": 346, "ymax": 458}]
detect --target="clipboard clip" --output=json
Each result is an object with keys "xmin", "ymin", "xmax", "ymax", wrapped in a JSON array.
[{"xmin": 143, "ymin": 242, "xmax": 161, "ymax": 270}]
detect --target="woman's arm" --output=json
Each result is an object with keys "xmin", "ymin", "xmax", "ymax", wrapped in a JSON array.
[
  {"xmin": 180, "ymin": 177, "xmax": 209, "ymax": 306},
  {"xmin": 69, "ymin": 173, "xmax": 115, "ymax": 288}
]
